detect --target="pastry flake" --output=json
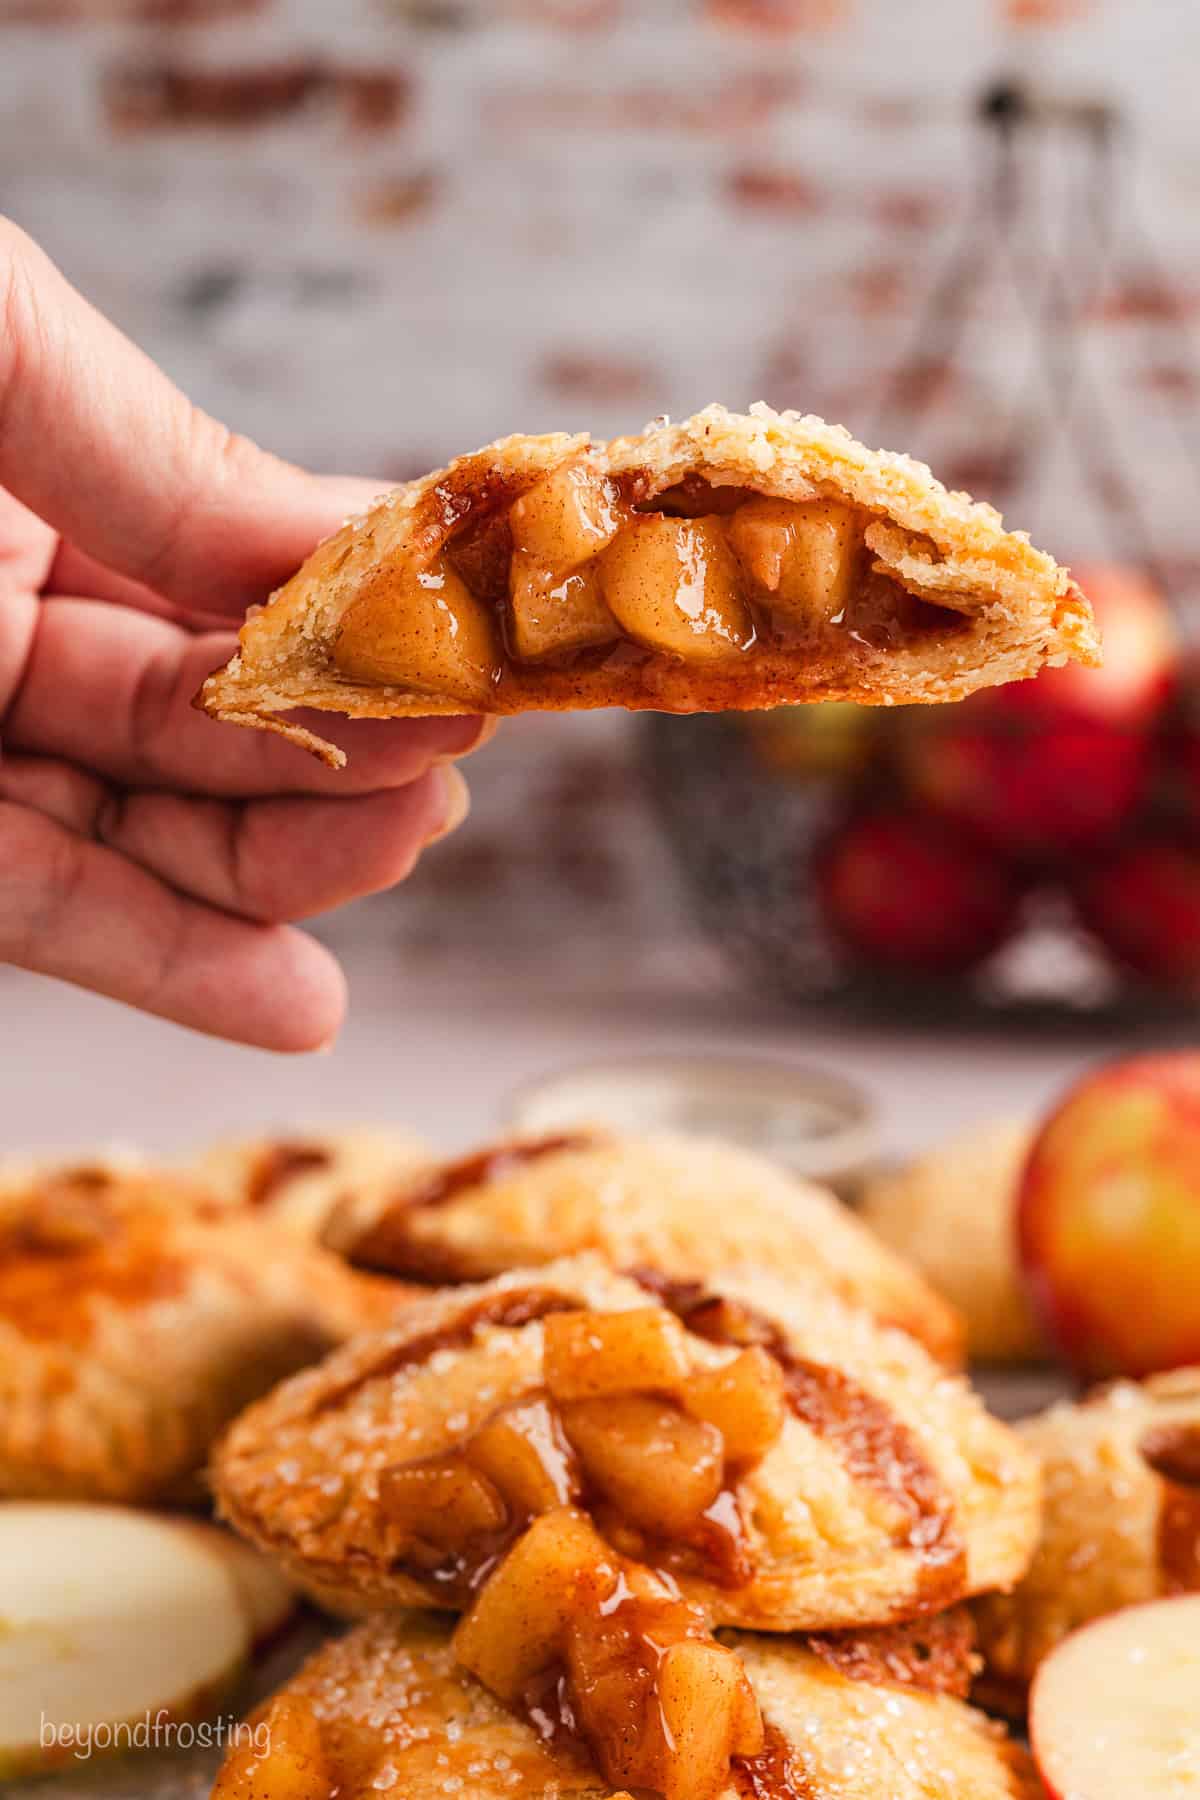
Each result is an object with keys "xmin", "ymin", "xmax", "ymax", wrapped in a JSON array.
[
  {"xmin": 211, "ymin": 1255, "xmax": 1039, "ymax": 1631},
  {"xmin": 343, "ymin": 1130, "xmax": 965, "ymax": 1365},
  {"xmin": 211, "ymin": 1611, "xmax": 1039, "ymax": 1800},
  {"xmin": 0, "ymin": 1160, "xmax": 413, "ymax": 1502},
  {"xmin": 197, "ymin": 405, "xmax": 1100, "ymax": 767}
]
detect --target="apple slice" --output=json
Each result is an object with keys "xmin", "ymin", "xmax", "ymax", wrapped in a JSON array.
[
  {"xmin": 333, "ymin": 555, "xmax": 502, "ymax": 704},
  {"xmin": 0, "ymin": 1503, "xmax": 250, "ymax": 1778},
  {"xmin": 1030, "ymin": 1594, "xmax": 1200, "ymax": 1800},
  {"xmin": 178, "ymin": 1521, "xmax": 298, "ymax": 1649},
  {"xmin": 600, "ymin": 515, "xmax": 756, "ymax": 662}
]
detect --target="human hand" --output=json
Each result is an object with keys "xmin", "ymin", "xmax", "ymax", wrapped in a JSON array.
[{"xmin": 0, "ymin": 219, "xmax": 485, "ymax": 1051}]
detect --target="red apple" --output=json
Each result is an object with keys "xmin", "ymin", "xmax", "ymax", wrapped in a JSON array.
[
  {"xmin": 1161, "ymin": 649, "xmax": 1200, "ymax": 837},
  {"xmin": 1071, "ymin": 840, "xmax": 1200, "ymax": 990},
  {"xmin": 900, "ymin": 563, "xmax": 1177, "ymax": 860},
  {"xmin": 1018, "ymin": 1051, "xmax": 1200, "ymax": 1379},
  {"xmin": 1030, "ymin": 1595, "xmax": 1200, "ymax": 1800},
  {"xmin": 816, "ymin": 811, "xmax": 1022, "ymax": 976}
]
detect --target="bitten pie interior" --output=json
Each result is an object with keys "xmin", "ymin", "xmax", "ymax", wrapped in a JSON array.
[{"xmin": 198, "ymin": 404, "xmax": 1099, "ymax": 766}]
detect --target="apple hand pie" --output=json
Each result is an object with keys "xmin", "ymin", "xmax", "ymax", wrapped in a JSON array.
[
  {"xmin": 197, "ymin": 404, "xmax": 1099, "ymax": 767},
  {"xmin": 0, "ymin": 1160, "xmax": 414, "ymax": 1503},
  {"xmin": 860, "ymin": 1120, "xmax": 1043, "ymax": 1366},
  {"xmin": 212, "ymin": 1255, "xmax": 1038, "ymax": 1631},
  {"xmin": 344, "ymin": 1129, "xmax": 964, "ymax": 1364},
  {"xmin": 211, "ymin": 1611, "xmax": 1039, "ymax": 1800},
  {"xmin": 973, "ymin": 1367, "xmax": 1200, "ymax": 1715}
]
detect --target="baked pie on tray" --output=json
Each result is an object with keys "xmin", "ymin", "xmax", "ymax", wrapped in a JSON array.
[
  {"xmin": 212, "ymin": 1255, "xmax": 1038, "ymax": 1632},
  {"xmin": 0, "ymin": 1159, "xmax": 413, "ymax": 1503},
  {"xmin": 343, "ymin": 1130, "xmax": 964, "ymax": 1364},
  {"xmin": 211, "ymin": 1609, "xmax": 1038, "ymax": 1800},
  {"xmin": 197, "ymin": 404, "xmax": 1099, "ymax": 766}
]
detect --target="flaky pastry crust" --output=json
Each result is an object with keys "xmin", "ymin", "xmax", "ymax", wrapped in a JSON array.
[
  {"xmin": 346, "ymin": 1130, "xmax": 964, "ymax": 1364},
  {"xmin": 973, "ymin": 1367, "xmax": 1200, "ymax": 1714},
  {"xmin": 0, "ymin": 1161, "xmax": 414, "ymax": 1502},
  {"xmin": 214, "ymin": 1612, "xmax": 1038, "ymax": 1800},
  {"xmin": 197, "ymin": 404, "xmax": 1099, "ymax": 767},
  {"xmin": 212, "ymin": 1256, "xmax": 1038, "ymax": 1631}
]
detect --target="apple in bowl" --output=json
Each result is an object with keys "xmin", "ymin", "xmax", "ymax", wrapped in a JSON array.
[
  {"xmin": 1019, "ymin": 1051, "xmax": 1200, "ymax": 1380},
  {"xmin": 1030, "ymin": 1594, "xmax": 1200, "ymax": 1800}
]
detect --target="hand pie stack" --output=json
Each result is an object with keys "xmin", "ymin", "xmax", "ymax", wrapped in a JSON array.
[
  {"xmin": 197, "ymin": 404, "xmax": 1098, "ymax": 767},
  {"xmin": 0, "ymin": 1159, "xmax": 412, "ymax": 1503},
  {"xmin": 343, "ymin": 1130, "xmax": 965, "ymax": 1364},
  {"xmin": 973, "ymin": 1368, "xmax": 1200, "ymax": 1715},
  {"xmin": 212, "ymin": 1249, "xmax": 1041, "ymax": 1799}
]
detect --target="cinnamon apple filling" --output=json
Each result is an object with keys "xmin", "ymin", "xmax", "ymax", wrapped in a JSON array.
[
  {"xmin": 330, "ymin": 457, "xmax": 967, "ymax": 699},
  {"xmin": 373, "ymin": 1305, "xmax": 786, "ymax": 1603}
]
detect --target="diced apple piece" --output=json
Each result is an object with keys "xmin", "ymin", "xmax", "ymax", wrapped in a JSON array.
[
  {"xmin": 508, "ymin": 557, "xmax": 621, "ymax": 662},
  {"xmin": 657, "ymin": 1640, "xmax": 765, "ymax": 1800},
  {"xmin": 509, "ymin": 462, "xmax": 621, "ymax": 570},
  {"xmin": 1030, "ymin": 1595, "xmax": 1200, "ymax": 1800},
  {"xmin": 727, "ymin": 496, "xmax": 862, "ymax": 624},
  {"xmin": 452, "ymin": 1507, "xmax": 614, "ymax": 1702},
  {"xmin": 0, "ymin": 1503, "xmax": 250, "ymax": 1779},
  {"xmin": 212, "ymin": 1695, "xmax": 332, "ymax": 1800},
  {"xmin": 560, "ymin": 1395, "xmax": 724, "ymax": 1538},
  {"xmin": 683, "ymin": 1347, "xmax": 787, "ymax": 1462},
  {"xmin": 599, "ymin": 515, "xmax": 756, "ymax": 663},
  {"xmin": 178, "ymin": 1521, "xmax": 298, "ymax": 1649},
  {"xmin": 543, "ymin": 1308, "xmax": 691, "ymax": 1402},
  {"xmin": 333, "ymin": 557, "xmax": 502, "ymax": 704},
  {"xmin": 467, "ymin": 1397, "xmax": 581, "ymax": 1517},
  {"xmin": 378, "ymin": 1457, "xmax": 508, "ymax": 1554}
]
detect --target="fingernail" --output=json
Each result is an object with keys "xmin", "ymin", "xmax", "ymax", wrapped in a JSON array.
[
  {"xmin": 425, "ymin": 765, "xmax": 471, "ymax": 845},
  {"xmin": 433, "ymin": 715, "xmax": 499, "ymax": 765}
]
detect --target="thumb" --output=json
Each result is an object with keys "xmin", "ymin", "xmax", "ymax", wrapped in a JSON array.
[{"xmin": 0, "ymin": 217, "xmax": 383, "ymax": 614}]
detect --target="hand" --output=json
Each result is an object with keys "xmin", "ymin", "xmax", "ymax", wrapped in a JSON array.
[{"xmin": 0, "ymin": 219, "xmax": 486, "ymax": 1051}]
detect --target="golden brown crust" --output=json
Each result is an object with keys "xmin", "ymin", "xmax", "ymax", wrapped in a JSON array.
[
  {"xmin": 217, "ymin": 1612, "xmax": 1039, "ymax": 1800},
  {"xmin": 346, "ymin": 1130, "xmax": 965, "ymax": 1365},
  {"xmin": 0, "ymin": 1161, "xmax": 414, "ymax": 1502},
  {"xmin": 973, "ymin": 1368, "xmax": 1200, "ymax": 1714},
  {"xmin": 859, "ymin": 1122, "xmax": 1042, "ymax": 1366},
  {"xmin": 197, "ymin": 405, "xmax": 1099, "ymax": 767},
  {"xmin": 212, "ymin": 1256, "xmax": 1039, "ymax": 1631},
  {"xmin": 189, "ymin": 1126, "xmax": 432, "ymax": 1246}
]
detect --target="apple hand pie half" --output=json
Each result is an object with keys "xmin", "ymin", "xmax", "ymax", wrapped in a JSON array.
[
  {"xmin": 212, "ymin": 1255, "xmax": 1038, "ymax": 1631},
  {"xmin": 344, "ymin": 1129, "xmax": 965, "ymax": 1364},
  {"xmin": 197, "ymin": 404, "xmax": 1099, "ymax": 767},
  {"xmin": 0, "ymin": 1160, "xmax": 414, "ymax": 1503},
  {"xmin": 973, "ymin": 1367, "xmax": 1200, "ymax": 1715},
  {"xmin": 212, "ymin": 1611, "xmax": 1039, "ymax": 1800}
]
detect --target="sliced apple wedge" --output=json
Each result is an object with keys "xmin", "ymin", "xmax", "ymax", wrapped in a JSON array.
[
  {"xmin": 178, "ymin": 1521, "xmax": 298, "ymax": 1649},
  {"xmin": 1030, "ymin": 1594, "xmax": 1200, "ymax": 1800},
  {"xmin": 0, "ymin": 1503, "xmax": 249, "ymax": 1778}
]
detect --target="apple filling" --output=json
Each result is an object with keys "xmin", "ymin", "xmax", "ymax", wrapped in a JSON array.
[
  {"xmin": 373, "ymin": 1305, "xmax": 787, "ymax": 1602},
  {"xmin": 331, "ymin": 458, "xmax": 967, "ymax": 696},
  {"xmin": 453, "ymin": 1508, "xmax": 765, "ymax": 1800}
]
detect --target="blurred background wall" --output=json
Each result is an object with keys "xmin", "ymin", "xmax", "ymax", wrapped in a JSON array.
[{"xmin": 4, "ymin": 0, "xmax": 1199, "ymax": 565}]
